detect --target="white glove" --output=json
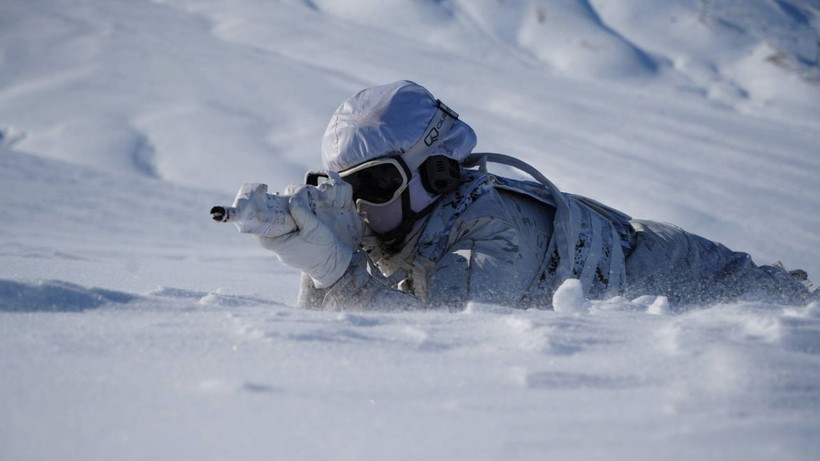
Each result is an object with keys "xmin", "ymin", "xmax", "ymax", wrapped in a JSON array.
[
  {"xmin": 230, "ymin": 183, "xmax": 296, "ymax": 237},
  {"xmin": 256, "ymin": 174, "xmax": 362, "ymax": 288}
]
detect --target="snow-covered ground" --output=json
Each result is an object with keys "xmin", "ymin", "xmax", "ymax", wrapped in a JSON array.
[{"xmin": 2, "ymin": 0, "xmax": 819, "ymax": 459}]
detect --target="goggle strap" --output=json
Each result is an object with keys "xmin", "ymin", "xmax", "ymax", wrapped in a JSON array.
[
  {"xmin": 401, "ymin": 99, "xmax": 458, "ymax": 172},
  {"xmin": 394, "ymin": 156, "xmax": 413, "ymax": 179}
]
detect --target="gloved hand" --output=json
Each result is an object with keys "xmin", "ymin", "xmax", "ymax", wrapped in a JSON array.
[
  {"xmin": 256, "ymin": 173, "xmax": 362, "ymax": 288},
  {"xmin": 229, "ymin": 183, "xmax": 296, "ymax": 237}
]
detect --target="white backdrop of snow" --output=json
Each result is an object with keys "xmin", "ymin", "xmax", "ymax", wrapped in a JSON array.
[{"xmin": 1, "ymin": 0, "xmax": 819, "ymax": 460}]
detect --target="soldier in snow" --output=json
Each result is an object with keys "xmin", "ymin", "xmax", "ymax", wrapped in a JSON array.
[{"xmin": 227, "ymin": 81, "xmax": 816, "ymax": 310}]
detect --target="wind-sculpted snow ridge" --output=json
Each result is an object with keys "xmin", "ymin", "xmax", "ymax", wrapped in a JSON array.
[
  {"xmin": 0, "ymin": 278, "xmax": 291, "ymax": 312},
  {"xmin": 0, "ymin": 279, "xmax": 137, "ymax": 312},
  {"xmin": 201, "ymin": 0, "xmax": 819, "ymax": 104},
  {"xmin": 589, "ymin": 0, "xmax": 820, "ymax": 110}
]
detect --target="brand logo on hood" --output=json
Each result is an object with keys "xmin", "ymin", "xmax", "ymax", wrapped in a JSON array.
[
  {"xmin": 424, "ymin": 127, "xmax": 439, "ymax": 146},
  {"xmin": 424, "ymin": 110, "xmax": 449, "ymax": 147}
]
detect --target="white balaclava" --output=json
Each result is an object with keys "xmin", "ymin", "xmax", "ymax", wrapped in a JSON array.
[{"xmin": 321, "ymin": 81, "xmax": 477, "ymax": 234}]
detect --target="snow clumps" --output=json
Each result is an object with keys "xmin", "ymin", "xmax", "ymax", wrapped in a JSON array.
[{"xmin": 552, "ymin": 279, "xmax": 590, "ymax": 313}]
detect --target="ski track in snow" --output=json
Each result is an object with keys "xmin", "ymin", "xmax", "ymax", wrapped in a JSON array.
[{"xmin": 1, "ymin": 0, "xmax": 820, "ymax": 459}]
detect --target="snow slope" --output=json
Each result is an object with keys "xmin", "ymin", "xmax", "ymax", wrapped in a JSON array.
[{"xmin": 1, "ymin": 0, "xmax": 820, "ymax": 459}]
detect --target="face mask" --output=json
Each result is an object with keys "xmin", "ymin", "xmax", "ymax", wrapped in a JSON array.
[{"xmin": 360, "ymin": 197, "xmax": 404, "ymax": 234}]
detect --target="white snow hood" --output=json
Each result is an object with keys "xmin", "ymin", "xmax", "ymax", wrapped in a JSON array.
[{"xmin": 321, "ymin": 80, "xmax": 477, "ymax": 171}]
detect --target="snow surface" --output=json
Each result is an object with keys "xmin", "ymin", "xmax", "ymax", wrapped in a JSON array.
[{"xmin": 1, "ymin": 0, "xmax": 820, "ymax": 459}]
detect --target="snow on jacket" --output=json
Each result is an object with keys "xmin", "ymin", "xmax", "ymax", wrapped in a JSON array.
[
  {"xmin": 298, "ymin": 168, "xmax": 635, "ymax": 311},
  {"xmin": 298, "ymin": 170, "xmax": 816, "ymax": 310}
]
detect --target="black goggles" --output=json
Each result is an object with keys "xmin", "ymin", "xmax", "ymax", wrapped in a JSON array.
[{"xmin": 338, "ymin": 157, "xmax": 410, "ymax": 206}]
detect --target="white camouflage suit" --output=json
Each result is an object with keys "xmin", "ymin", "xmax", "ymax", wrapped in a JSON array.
[
  {"xmin": 265, "ymin": 81, "xmax": 815, "ymax": 311},
  {"xmin": 298, "ymin": 176, "xmax": 814, "ymax": 311}
]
